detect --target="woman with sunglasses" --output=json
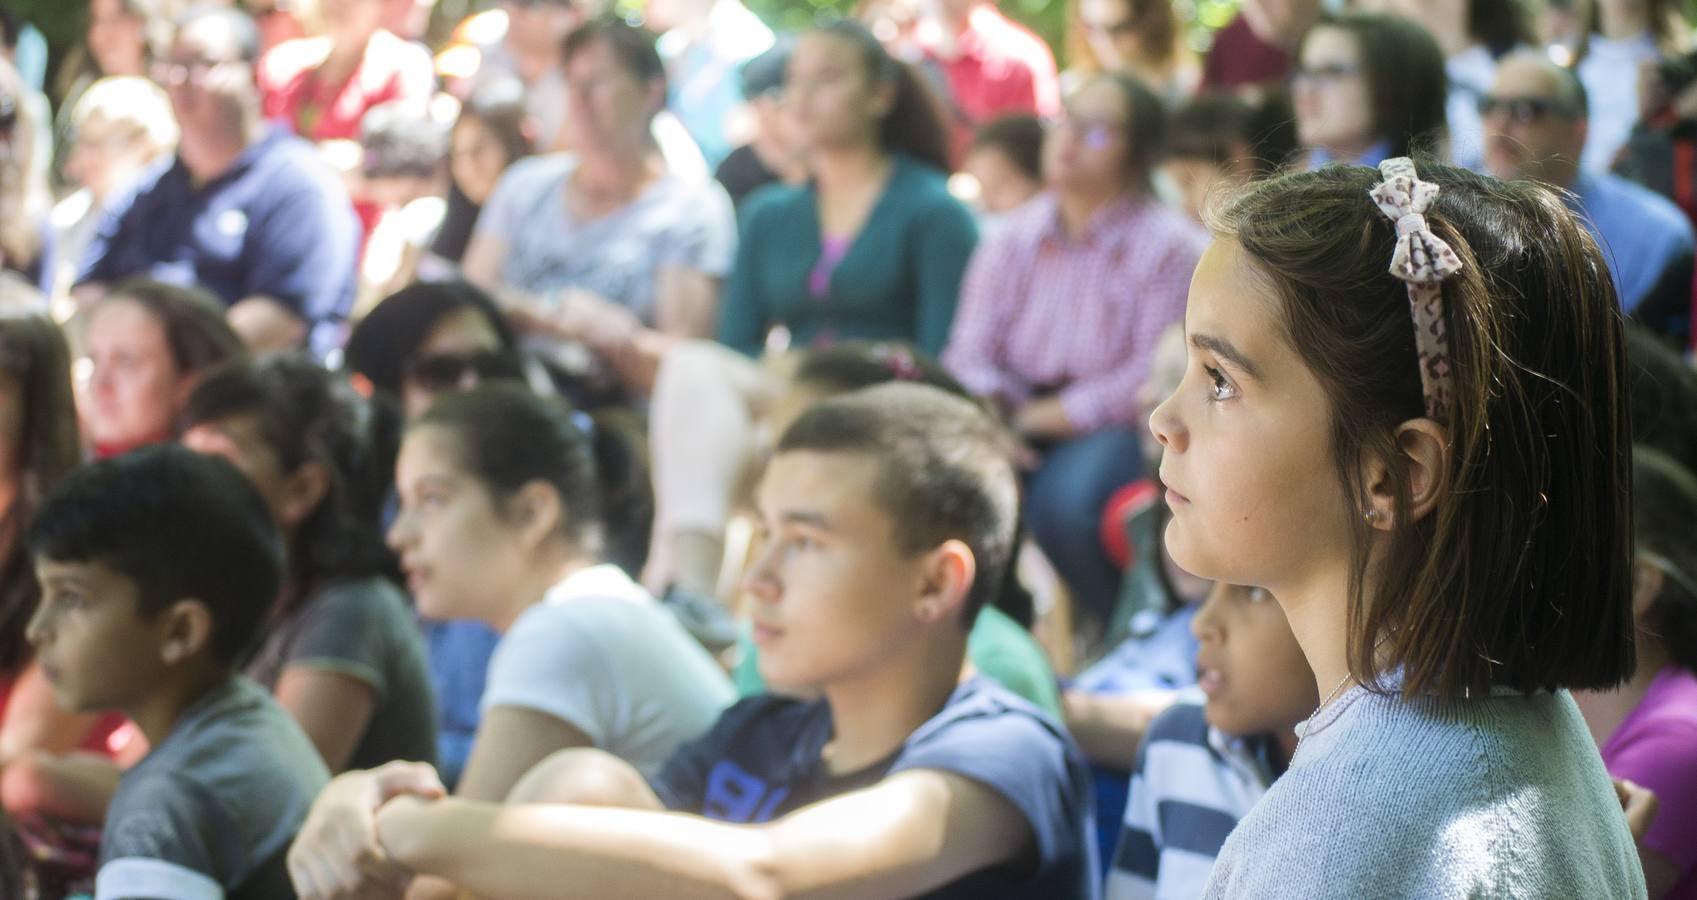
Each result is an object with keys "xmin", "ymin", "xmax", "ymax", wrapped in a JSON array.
[
  {"xmin": 943, "ymin": 73, "xmax": 1205, "ymax": 634},
  {"xmin": 343, "ymin": 280, "xmax": 528, "ymax": 788},
  {"xmin": 1289, "ymin": 12, "xmax": 1448, "ymax": 170}
]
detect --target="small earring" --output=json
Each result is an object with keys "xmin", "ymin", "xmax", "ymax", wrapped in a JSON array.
[
  {"xmin": 918, "ymin": 602, "xmax": 937, "ymax": 622},
  {"xmin": 1364, "ymin": 509, "xmax": 1381, "ymax": 525}
]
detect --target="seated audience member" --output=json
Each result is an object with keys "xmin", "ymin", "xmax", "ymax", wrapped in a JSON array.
[
  {"xmin": 50, "ymin": 77, "xmax": 177, "ymax": 304},
  {"xmin": 1576, "ymin": 447, "xmax": 1697, "ymax": 899},
  {"xmin": 920, "ymin": 0, "xmax": 1061, "ymax": 156},
  {"xmin": 944, "ymin": 73, "xmax": 1205, "ymax": 629},
  {"xmin": 1573, "ymin": 0, "xmax": 1687, "ymax": 171},
  {"xmin": 652, "ymin": 24, "xmax": 980, "ymax": 599},
  {"xmin": 961, "ymin": 114, "xmax": 1046, "ymax": 227},
  {"xmin": 356, "ymin": 104, "xmax": 453, "ymax": 308},
  {"xmin": 52, "ymin": 0, "xmax": 165, "ymax": 132},
  {"xmin": 0, "ymin": 57, "xmax": 50, "ymax": 294},
  {"xmin": 461, "ymin": 19, "xmax": 736, "ymax": 397},
  {"xmin": 1624, "ymin": 324, "xmax": 1697, "ymax": 470},
  {"xmin": 257, "ymin": 0, "xmax": 434, "ymax": 144},
  {"xmin": 1067, "ymin": 0, "xmax": 1198, "ymax": 102},
  {"xmin": 27, "ymin": 446, "xmax": 330, "ymax": 898},
  {"xmin": 426, "ymin": 78, "xmax": 534, "ymax": 276},
  {"xmin": 1290, "ymin": 13, "xmax": 1447, "ymax": 170},
  {"xmin": 78, "ymin": 279, "xmax": 245, "ymax": 459},
  {"xmin": 1162, "ymin": 91, "xmax": 1296, "ymax": 225},
  {"xmin": 380, "ymin": 386, "xmax": 732, "ymax": 810},
  {"xmin": 455, "ymin": 0, "xmax": 581, "ymax": 152},
  {"xmin": 719, "ymin": 343, "xmax": 1060, "ymax": 716},
  {"xmin": 180, "ymin": 355, "xmax": 437, "ymax": 773},
  {"xmin": 713, "ymin": 40, "xmax": 806, "ymax": 212},
  {"xmin": 342, "ymin": 280, "xmax": 527, "ymax": 787},
  {"xmin": 287, "ymin": 384, "xmax": 1096, "ymax": 900},
  {"xmin": 643, "ymin": 0, "xmax": 776, "ymax": 169},
  {"xmin": 77, "ymin": 5, "xmax": 361, "ymax": 357},
  {"xmin": 1104, "ymin": 582, "xmax": 1317, "ymax": 899},
  {"xmin": 1198, "ymin": 0, "xmax": 1315, "ymax": 91},
  {"xmin": 1484, "ymin": 51, "xmax": 1696, "ymax": 346},
  {"xmin": 0, "ymin": 316, "xmax": 133, "ymax": 873},
  {"xmin": 718, "ymin": 21, "xmax": 976, "ymax": 359},
  {"xmin": 1358, "ymin": 0, "xmax": 1534, "ymax": 171}
]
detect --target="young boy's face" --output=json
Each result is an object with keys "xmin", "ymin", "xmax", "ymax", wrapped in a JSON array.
[
  {"xmin": 28, "ymin": 558, "xmax": 168, "ymax": 714},
  {"xmin": 1190, "ymin": 582, "xmax": 1318, "ymax": 739},
  {"xmin": 745, "ymin": 450, "xmax": 936, "ymax": 690}
]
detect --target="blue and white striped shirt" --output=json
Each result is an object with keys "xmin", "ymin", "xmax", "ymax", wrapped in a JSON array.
[{"xmin": 1104, "ymin": 702, "xmax": 1279, "ymax": 900}]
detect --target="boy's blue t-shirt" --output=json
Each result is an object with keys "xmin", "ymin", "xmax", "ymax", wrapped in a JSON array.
[
  {"xmin": 649, "ymin": 677, "xmax": 1100, "ymax": 899},
  {"xmin": 95, "ymin": 676, "xmax": 330, "ymax": 900}
]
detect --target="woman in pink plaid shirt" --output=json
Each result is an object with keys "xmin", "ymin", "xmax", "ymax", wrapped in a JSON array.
[{"xmin": 943, "ymin": 72, "xmax": 1206, "ymax": 629}]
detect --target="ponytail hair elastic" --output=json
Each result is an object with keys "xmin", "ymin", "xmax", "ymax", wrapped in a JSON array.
[{"xmin": 1368, "ymin": 157, "xmax": 1462, "ymax": 420}]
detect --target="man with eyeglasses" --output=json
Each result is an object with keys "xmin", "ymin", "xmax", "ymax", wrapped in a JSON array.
[
  {"xmin": 1483, "ymin": 50, "xmax": 1694, "ymax": 345},
  {"xmin": 76, "ymin": 5, "xmax": 360, "ymax": 360}
]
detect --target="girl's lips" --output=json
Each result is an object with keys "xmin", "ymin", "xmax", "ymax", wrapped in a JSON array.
[
  {"xmin": 751, "ymin": 622, "xmax": 783, "ymax": 644},
  {"xmin": 1198, "ymin": 666, "xmax": 1224, "ymax": 696},
  {"xmin": 1166, "ymin": 487, "xmax": 1190, "ymax": 505}
]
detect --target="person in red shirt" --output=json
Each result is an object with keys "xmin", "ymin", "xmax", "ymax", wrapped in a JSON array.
[
  {"xmin": 1200, "ymin": 0, "xmax": 1320, "ymax": 92},
  {"xmin": 259, "ymin": 0, "xmax": 435, "ymax": 144},
  {"xmin": 921, "ymin": 0, "xmax": 1060, "ymax": 162}
]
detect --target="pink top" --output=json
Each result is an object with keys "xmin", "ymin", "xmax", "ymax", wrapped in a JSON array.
[
  {"xmin": 1603, "ymin": 665, "xmax": 1697, "ymax": 899},
  {"xmin": 808, "ymin": 235, "xmax": 852, "ymax": 301}
]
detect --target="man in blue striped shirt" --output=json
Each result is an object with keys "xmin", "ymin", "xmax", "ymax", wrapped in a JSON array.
[{"xmin": 1105, "ymin": 583, "xmax": 1316, "ymax": 899}]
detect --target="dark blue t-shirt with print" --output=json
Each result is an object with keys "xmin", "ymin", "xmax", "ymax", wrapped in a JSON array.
[{"xmin": 649, "ymin": 677, "xmax": 1100, "ymax": 899}]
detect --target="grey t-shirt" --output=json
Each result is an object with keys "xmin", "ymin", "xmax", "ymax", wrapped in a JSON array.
[
  {"xmin": 476, "ymin": 153, "xmax": 736, "ymax": 324},
  {"xmin": 245, "ymin": 575, "xmax": 438, "ymax": 771},
  {"xmin": 96, "ymin": 677, "xmax": 330, "ymax": 900}
]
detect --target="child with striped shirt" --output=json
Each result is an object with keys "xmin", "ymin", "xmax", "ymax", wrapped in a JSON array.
[{"xmin": 1104, "ymin": 582, "xmax": 1314, "ymax": 899}]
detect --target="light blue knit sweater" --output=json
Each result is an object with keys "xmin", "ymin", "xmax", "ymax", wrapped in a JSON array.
[{"xmin": 1202, "ymin": 682, "xmax": 1646, "ymax": 898}]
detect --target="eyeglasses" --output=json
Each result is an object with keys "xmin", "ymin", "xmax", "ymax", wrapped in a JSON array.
[
  {"xmin": 150, "ymin": 59, "xmax": 218, "ymax": 88},
  {"xmin": 402, "ymin": 351, "xmax": 525, "ymax": 393},
  {"xmin": 1291, "ymin": 63, "xmax": 1362, "ymax": 87},
  {"xmin": 1477, "ymin": 95, "xmax": 1579, "ymax": 125},
  {"xmin": 1084, "ymin": 18, "xmax": 1138, "ymax": 37},
  {"xmin": 1047, "ymin": 112, "xmax": 1124, "ymax": 150}
]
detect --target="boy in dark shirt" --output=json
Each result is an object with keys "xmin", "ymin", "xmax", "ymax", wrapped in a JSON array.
[
  {"xmin": 28, "ymin": 446, "xmax": 329, "ymax": 899},
  {"xmin": 288, "ymin": 383, "xmax": 1097, "ymax": 899}
]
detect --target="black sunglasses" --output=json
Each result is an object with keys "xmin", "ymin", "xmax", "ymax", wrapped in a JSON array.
[
  {"xmin": 402, "ymin": 350, "xmax": 525, "ymax": 392},
  {"xmin": 1478, "ymin": 95, "xmax": 1579, "ymax": 125}
]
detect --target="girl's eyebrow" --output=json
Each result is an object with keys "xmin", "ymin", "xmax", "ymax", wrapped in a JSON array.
[{"xmin": 1190, "ymin": 332, "xmax": 1264, "ymax": 380}]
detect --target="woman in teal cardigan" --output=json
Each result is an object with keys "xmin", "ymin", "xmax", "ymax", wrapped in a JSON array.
[
  {"xmin": 646, "ymin": 21, "xmax": 980, "ymax": 614},
  {"xmin": 714, "ymin": 21, "xmax": 978, "ymax": 358}
]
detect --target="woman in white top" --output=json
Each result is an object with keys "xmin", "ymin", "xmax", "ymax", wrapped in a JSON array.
[{"xmin": 387, "ymin": 383, "xmax": 734, "ymax": 808}]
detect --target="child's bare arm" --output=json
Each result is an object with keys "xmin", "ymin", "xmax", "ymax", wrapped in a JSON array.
[{"xmin": 370, "ymin": 768, "xmax": 1032, "ymax": 900}]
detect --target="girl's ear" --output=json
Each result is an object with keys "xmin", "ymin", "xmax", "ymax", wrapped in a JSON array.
[
  {"xmin": 1362, "ymin": 418, "xmax": 1449, "ymax": 530},
  {"xmin": 1630, "ymin": 556, "xmax": 1665, "ymax": 622},
  {"xmin": 508, "ymin": 479, "xmax": 564, "ymax": 553}
]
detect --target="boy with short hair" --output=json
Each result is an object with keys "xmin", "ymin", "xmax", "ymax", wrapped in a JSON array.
[
  {"xmin": 1103, "ymin": 582, "xmax": 1318, "ymax": 900},
  {"xmin": 28, "ymin": 445, "xmax": 330, "ymax": 899},
  {"xmin": 288, "ymin": 383, "xmax": 1097, "ymax": 899}
]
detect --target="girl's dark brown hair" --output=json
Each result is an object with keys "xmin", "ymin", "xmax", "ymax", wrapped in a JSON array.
[
  {"xmin": 1216, "ymin": 160, "xmax": 1634, "ymax": 700},
  {"xmin": 0, "ymin": 314, "xmax": 81, "ymax": 673},
  {"xmin": 1301, "ymin": 13, "xmax": 1448, "ymax": 161},
  {"xmin": 812, "ymin": 20, "xmax": 953, "ymax": 173}
]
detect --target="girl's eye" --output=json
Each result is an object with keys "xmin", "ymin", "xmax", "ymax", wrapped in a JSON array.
[{"xmin": 1204, "ymin": 364, "xmax": 1238, "ymax": 402}]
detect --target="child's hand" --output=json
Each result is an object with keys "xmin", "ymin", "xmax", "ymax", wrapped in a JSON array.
[
  {"xmin": 1613, "ymin": 777, "xmax": 1659, "ymax": 842},
  {"xmin": 288, "ymin": 761, "xmax": 446, "ymax": 900}
]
